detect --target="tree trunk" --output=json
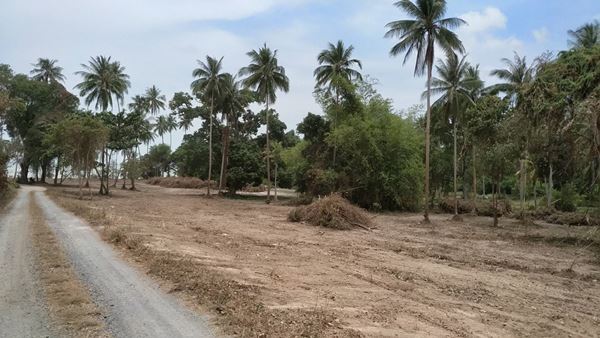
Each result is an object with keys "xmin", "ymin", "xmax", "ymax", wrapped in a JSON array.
[
  {"xmin": 207, "ymin": 95, "xmax": 214, "ymax": 197},
  {"xmin": 533, "ymin": 178, "xmax": 537, "ymax": 210},
  {"xmin": 218, "ymin": 120, "xmax": 230, "ymax": 194},
  {"xmin": 493, "ymin": 179, "xmax": 499, "ymax": 227},
  {"xmin": 453, "ymin": 121, "xmax": 459, "ymax": 217},
  {"xmin": 274, "ymin": 161, "xmax": 278, "ymax": 202},
  {"xmin": 472, "ymin": 145, "xmax": 477, "ymax": 207},
  {"xmin": 19, "ymin": 158, "xmax": 29, "ymax": 183},
  {"xmin": 519, "ymin": 159, "xmax": 525, "ymax": 217},
  {"xmin": 54, "ymin": 155, "xmax": 60, "ymax": 185},
  {"xmin": 40, "ymin": 160, "xmax": 48, "ymax": 184},
  {"xmin": 266, "ymin": 101, "xmax": 272, "ymax": 202},
  {"xmin": 547, "ymin": 165, "xmax": 553, "ymax": 208},
  {"xmin": 423, "ymin": 60, "xmax": 433, "ymax": 223}
]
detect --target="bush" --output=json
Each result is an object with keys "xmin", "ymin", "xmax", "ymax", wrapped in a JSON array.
[
  {"xmin": 287, "ymin": 194, "xmax": 372, "ymax": 230},
  {"xmin": 555, "ymin": 184, "xmax": 578, "ymax": 212},
  {"xmin": 439, "ymin": 198, "xmax": 475, "ymax": 214},
  {"xmin": 146, "ymin": 177, "xmax": 216, "ymax": 189}
]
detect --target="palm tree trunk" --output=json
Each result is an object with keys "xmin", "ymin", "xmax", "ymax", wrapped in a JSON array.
[
  {"xmin": 453, "ymin": 121, "xmax": 459, "ymax": 218},
  {"xmin": 266, "ymin": 101, "xmax": 272, "ymax": 202},
  {"xmin": 472, "ymin": 145, "xmax": 477, "ymax": 209},
  {"xmin": 423, "ymin": 61, "xmax": 433, "ymax": 222},
  {"xmin": 207, "ymin": 94, "xmax": 214, "ymax": 197},
  {"xmin": 274, "ymin": 161, "xmax": 278, "ymax": 201},
  {"xmin": 218, "ymin": 120, "xmax": 230, "ymax": 194},
  {"xmin": 54, "ymin": 155, "xmax": 60, "ymax": 185},
  {"xmin": 547, "ymin": 164, "xmax": 553, "ymax": 208}
]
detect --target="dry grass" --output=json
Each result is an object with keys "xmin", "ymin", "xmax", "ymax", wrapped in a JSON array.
[
  {"xmin": 29, "ymin": 193, "xmax": 109, "ymax": 338},
  {"xmin": 288, "ymin": 194, "xmax": 373, "ymax": 230},
  {"xmin": 146, "ymin": 177, "xmax": 216, "ymax": 189},
  {"xmin": 439, "ymin": 197, "xmax": 512, "ymax": 216}
]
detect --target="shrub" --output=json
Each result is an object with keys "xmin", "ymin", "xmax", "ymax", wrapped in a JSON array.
[
  {"xmin": 146, "ymin": 177, "xmax": 216, "ymax": 189},
  {"xmin": 288, "ymin": 194, "xmax": 372, "ymax": 230},
  {"xmin": 555, "ymin": 184, "xmax": 578, "ymax": 212}
]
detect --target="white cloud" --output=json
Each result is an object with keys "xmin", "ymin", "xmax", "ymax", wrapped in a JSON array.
[
  {"xmin": 532, "ymin": 27, "xmax": 549, "ymax": 43},
  {"xmin": 460, "ymin": 7, "xmax": 507, "ymax": 33}
]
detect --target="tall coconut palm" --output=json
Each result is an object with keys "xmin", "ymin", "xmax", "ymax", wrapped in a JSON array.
[
  {"xmin": 314, "ymin": 40, "xmax": 363, "ymax": 100},
  {"xmin": 154, "ymin": 115, "xmax": 169, "ymax": 144},
  {"xmin": 31, "ymin": 58, "xmax": 65, "ymax": 83},
  {"xmin": 487, "ymin": 52, "xmax": 534, "ymax": 105},
  {"xmin": 385, "ymin": 0, "xmax": 466, "ymax": 223},
  {"xmin": 191, "ymin": 56, "xmax": 227, "ymax": 197},
  {"xmin": 568, "ymin": 20, "xmax": 600, "ymax": 49},
  {"xmin": 218, "ymin": 74, "xmax": 253, "ymax": 193},
  {"xmin": 139, "ymin": 120, "xmax": 156, "ymax": 155},
  {"xmin": 429, "ymin": 52, "xmax": 477, "ymax": 218},
  {"xmin": 75, "ymin": 55, "xmax": 130, "ymax": 195},
  {"xmin": 464, "ymin": 64, "xmax": 484, "ymax": 205},
  {"xmin": 239, "ymin": 44, "xmax": 290, "ymax": 202},
  {"xmin": 145, "ymin": 85, "xmax": 166, "ymax": 116},
  {"xmin": 75, "ymin": 55, "xmax": 130, "ymax": 111},
  {"xmin": 166, "ymin": 114, "xmax": 178, "ymax": 148}
]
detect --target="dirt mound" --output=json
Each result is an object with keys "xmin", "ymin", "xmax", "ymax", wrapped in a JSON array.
[
  {"xmin": 288, "ymin": 194, "xmax": 372, "ymax": 230},
  {"xmin": 146, "ymin": 177, "xmax": 215, "ymax": 189}
]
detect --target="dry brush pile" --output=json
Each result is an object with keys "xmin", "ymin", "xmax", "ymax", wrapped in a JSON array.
[
  {"xmin": 288, "ymin": 194, "xmax": 373, "ymax": 230},
  {"xmin": 146, "ymin": 177, "xmax": 216, "ymax": 189}
]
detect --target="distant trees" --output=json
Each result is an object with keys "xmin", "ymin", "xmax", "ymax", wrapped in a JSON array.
[
  {"xmin": 385, "ymin": 0, "xmax": 466, "ymax": 222},
  {"xmin": 31, "ymin": 58, "xmax": 66, "ymax": 83}
]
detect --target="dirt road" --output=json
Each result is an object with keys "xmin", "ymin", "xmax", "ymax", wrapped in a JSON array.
[
  {"xmin": 0, "ymin": 187, "xmax": 54, "ymax": 338},
  {"xmin": 0, "ymin": 186, "xmax": 216, "ymax": 338}
]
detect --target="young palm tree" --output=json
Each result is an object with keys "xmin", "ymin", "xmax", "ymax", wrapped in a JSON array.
[
  {"xmin": 314, "ymin": 40, "xmax": 363, "ymax": 101},
  {"xmin": 139, "ymin": 120, "xmax": 156, "ymax": 154},
  {"xmin": 31, "ymin": 58, "xmax": 65, "ymax": 83},
  {"xmin": 429, "ymin": 52, "xmax": 477, "ymax": 218},
  {"xmin": 191, "ymin": 56, "xmax": 227, "ymax": 197},
  {"xmin": 145, "ymin": 85, "xmax": 166, "ymax": 116},
  {"xmin": 154, "ymin": 115, "xmax": 169, "ymax": 144},
  {"xmin": 568, "ymin": 20, "xmax": 600, "ymax": 49},
  {"xmin": 129, "ymin": 95, "xmax": 149, "ymax": 114},
  {"xmin": 239, "ymin": 44, "xmax": 290, "ymax": 202},
  {"xmin": 75, "ymin": 55, "xmax": 130, "ymax": 111},
  {"xmin": 166, "ymin": 114, "xmax": 178, "ymax": 148},
  {"xmin": 385, "ymin": 0, "xmax": 466, "ymax": 223},
  {"xmin": 487, "ymin": 52, "xmax": 534, "ymax": 104}
]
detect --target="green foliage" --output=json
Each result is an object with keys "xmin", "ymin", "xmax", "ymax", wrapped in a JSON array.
[
  {"xmin": 225, "ymin": 140, "xmax": 263, "ymax": 194},
  {"xmin": 555, "ymin": 183, "xmax": 578, "ymax": 212},
  {"xmin": 142, "ymin": 144, "xmax": 172, "ymax": 177}
]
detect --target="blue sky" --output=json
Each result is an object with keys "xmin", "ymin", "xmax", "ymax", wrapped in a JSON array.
[{"xmin": 1, "ymin": 0, "xmax": 599, "ymax": 149}]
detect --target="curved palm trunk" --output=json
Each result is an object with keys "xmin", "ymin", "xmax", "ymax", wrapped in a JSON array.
[
  {"xmin": 424, "ymin": 61, "xmax": 433, "ymax": 223},
  {"xmin": 266, "ymin": 101, "xmax": 272, "ymax": 202},
  {"xmin": 207, "ymin": 94, "xmax": 214, "ymax": 197}
]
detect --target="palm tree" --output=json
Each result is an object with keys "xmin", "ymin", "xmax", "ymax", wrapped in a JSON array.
[
  {"xmin": 75, "ymin": 55, "xmax": 130, "ymax": 111},
  {"xmin": 129, "ymin": 95, "xmax": 149, "ymax": 114},
  {"xmin": 314, "ymin": 40, "xmax": 363, "ymax": 101},
  {"xmin": 145, "ymin": 85, "xmax": 166, "ymax": 116},
  {"xmin": 464, "ymin": 64, "xmax": 484, "ymax": 205},
  {"xmin": 429, "ymin": 52, "xmax": 477, "ymax": 218},
  {"xmin": 31, "ymin": 58, "xmax": 65, "ymax": 83},
  {"xmin": 154, "ymin": 116, "xmax": 169, "ymax": 144},
  {"xmin": 75, "ymin": 55, "xmax": 130, "ymax": 195},
  {"xmin": 239, "ymin": 44, "xmax": 290, "ymax": 202},
  {"xmin": 192, "ymin": 56, "xmax": 227, "ymax": 197},
  {"xmin": 166, "ymin": 115, "xmax": 178, "ymax": 148},
  {"xmin": 218, "ymin": 74, "xmax": 253, "ymax": 193},
  {"xmin": 385, "ymin": 0, "xmax": 466, "ymax": 223},
  {"xmin": 568, "ymin": 20, "xmax": 600, "ymax": 49},
  {"xmin": 139, "ymin": 120, "xmax": 156, "ymax": 155},
  {"xmin": 179, "ymin": 116, "xmax": 194, "ymax": 135},
  {"xmin": 487, "ymin": 52, "xmax": 534, "ymax": 104}
]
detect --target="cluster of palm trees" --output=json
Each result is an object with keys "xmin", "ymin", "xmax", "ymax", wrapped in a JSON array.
[{"xmin": 191, "ymin": 44, "xmax": 289, "ymax": 197}]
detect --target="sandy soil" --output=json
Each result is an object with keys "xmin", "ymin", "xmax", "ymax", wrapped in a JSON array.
[{"xmin": 49, "ymin": 182, "xmax": 600, "ymax": 337}]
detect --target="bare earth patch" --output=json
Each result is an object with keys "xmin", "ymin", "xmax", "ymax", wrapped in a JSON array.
[
  {"xmin": 47, "ymin": 182, "xmax": 600, "ymax": 337},
  {"xmin": 30, "ymin": 192, "xmax": 109, "ymax": 338}
]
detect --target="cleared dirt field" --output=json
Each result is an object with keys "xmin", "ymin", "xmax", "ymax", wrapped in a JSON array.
[{"xmin": 48, "ymin": 182, "xmax": 600, "ymax": 337}]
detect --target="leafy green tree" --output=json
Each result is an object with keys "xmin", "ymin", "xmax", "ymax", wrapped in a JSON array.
[
  {"xmin": 240, "ymin": 44, "xmax": 290, "ymax": 202},
  {"xmin": 48, "ymin": 115, "xmax": 108, "ymax": 198},
  {"xmin": 225, "ymin": 139, "xmax": 263, "ymax": 194},
  {"xmin": 30, "ymin": 58, "xmax": 65, "ymax": 83},
  {"xmin": 192, "ymin": 56, "xmax": 227, "ymax": 196},
  {"xmin": 568, "ymin": 20, "xmax": 600, "ymax": 49},
  {"xmin": 385, "ymin": 0, "xmax": 466, "ymax": 222},
  {"xmin": 169, "ymin": 92, "xmax": 199, "ymax": 135},
  {"xmin": 143, "ymin": 144, "xmax": 172, "ymax": 177}
]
